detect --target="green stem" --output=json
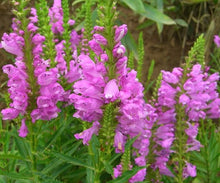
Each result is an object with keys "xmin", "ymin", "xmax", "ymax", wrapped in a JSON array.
[
  {"xmin": 201, "ymin": 119, "xmax": 210, "ymax": 183},
  {"xmin": 174, "ymin": 104, "xmax": 187, "ymax": 183},
  {"xmin": 28, "ymin": 120, "xmax": 39, "ymax": 182},
  {"xmin": 88, "ymin": 142, "xmax": 101, "ymax": 183},
  {"xmin": 20, "ymin": 7, "xmax": 39, "ymax": 182}
]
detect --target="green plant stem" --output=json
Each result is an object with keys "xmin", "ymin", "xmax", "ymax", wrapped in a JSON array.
[
  {"xmin": 21, "ymin": 7, "xmax": 39, "ymax": 182},
  {"xmin": 30, "ymin": 124, "xmax": 38, "ymax": 182},
  {"xmin": 104, "ymin": 1, "xmax": 117, "ymax": 80},
  {"xmin": 174, "ymin": 105, "xmax": 186, "ymax": 183},
  {"xmin": 88, "ymin": 143, "xmax": 101, "ymax": 183},
  {"xmin": 146, "ymin": 121, "xmax": 162, "ymax": 182},
  {"xmin": 201, "ymin": 119, "xmax": 211, "ymax": 183}
]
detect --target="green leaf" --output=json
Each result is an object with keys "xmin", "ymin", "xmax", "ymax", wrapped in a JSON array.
[
  {"xmin": 72, "ymin": 0, "xmax": 85, "ymax": 6},
  {"xmin": 137, "ymin": 20, "xmax": 155, "ymax": 30},
  {"xmin": 52, "ymin": 152, "xmax": 94, "ymax": 170},
  {"xmin": 107, "ymin": 166, "xmax": 145, "ymax": 183},
  {"xmin": 175, "ymin": 19, "xmax": 188, "ymax": 27},
  {"xmin": 120, "ymin": 0, "xmax": 145, "ymax": 13},
  {"xmin": 122, "ymin": 32, "xmax": 138, "ymax": 59},
  {"xmin": 147, "ymin": 60, "xmax": 155, "ymax": 82},
  {"xmin": 103, "ymin": 160, "xmax": 114, "ymax": 175},
  {"xmin": 42, "ymin": 124, "xmax": 66, "ymax": 152},
  {"xmin": 0, "ymin": 153, "xmax": 26, "ymax": 161},
  {"xmin": 156, "ymin": 0, "xmax": 164, "ymax": 34},
  {"xmin": 125, "ymin": 136, "xmax": 138, "ymax": 151},
  {"xmin": 142, "ymin": 4, "xmax": 175, "ymax": 25},
  {"xmin": 0, "ymin": 171, "xmax": 32, "ymax": 181},
  {"xmin": 62, "ymin": 169, "xmax": 86, "ymax": 180},
  {"xmin": 181, "ymin": 0, "xmax": 209, "ymax": 4},
  {"xmin": 121, "ymin": 0, "xmax": 175, "ymax": 25},
  {"xmin": 14, "ymin": 134, "xmax": 31, "ymax": 160}
]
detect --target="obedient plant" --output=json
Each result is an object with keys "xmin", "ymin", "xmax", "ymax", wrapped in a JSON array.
[{"xmin": 0, "ymin": 0, "xmax": 220, "ymax": 183}]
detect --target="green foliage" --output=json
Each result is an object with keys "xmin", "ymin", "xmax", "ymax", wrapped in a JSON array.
[
  {"xmin": 0, "ymin": 106, "xmax": 85, "ymax": 182},
  {"xmin": 127, "ymin": 51, "xmax": 134, "ymax": 70},
  {"xmin": 137, "ymin": 32, "xmax": 144, "ymax": 82},
  {"xmin": 186, "ymin": 34, "xmax": 205, "ymax": 67},
  {"xmin": 120, "ymin": 0, "xmax": 175, "ymax": 25},
  {"xmin": 121, "ymin": 144, "xmax": 131, "ymax": 173},
  {"xmin": 210, "ymin": 36, "xmax": 220, "ymax": 92},
  {"xmin": 190, "ymin": 120, "xmax": 220, "ymax": 183},
  {"xmin": 99, "ymin": 102, "xmax": 118, "ymax": 155},
  {"xmin": 62, "ymin": 0, "xmax": 73, "ymax": 70},
  {"xmin": 152, "ymin": 72, "xmax": 162, "ymax": 101},
  {"xmin": 84, "ymin": 0, "xmax": 93, "ymax": 40},
  {"xmin": 144, "ymin": 60, "xmax": 155, "ymax": 97},
  {"xmin": 36, "ymin": 0, "xmax": 56, "ymax": 67}
]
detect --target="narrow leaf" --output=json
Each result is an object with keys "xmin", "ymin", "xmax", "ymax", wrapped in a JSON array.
[
  {"xmin": 120, "ymin": 0, "xmax": 145, "ymax": 13},
  {"xmin": 142, "ymin": 4, "xmax": 175, "ymax": 25},
  {"xmin": 52, "ymin": 152, "xmax": 94, "ymax": 170}
]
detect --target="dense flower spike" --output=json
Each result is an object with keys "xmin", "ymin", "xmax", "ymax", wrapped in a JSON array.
[
  {"xmin": 49, "ymin": 0, "xmax": 64, "ymax": 34},
  {"xmin": 1, "ymin": 31, "xmax": 28, "ymax": 122},
  {"xmin": 152, "ymin": 63, "xmax": 220, "ymax": 179},
  {"xmin": 1, "ymin": 0, "xmax": 80, "ymax": 130},
  {"xmin": 181, "ymin": 64, "xmax": 220, "ymax": 120},
  {"xmin": 1, "ymin": 1, "xmax": 220, "ymax": 182},
  {"xmin": 70, "ymin": 23, "xmax": 157, "ymax": 182}
]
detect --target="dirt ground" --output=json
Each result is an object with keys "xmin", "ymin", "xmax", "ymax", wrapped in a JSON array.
[{"xmin": 0, "ymin": 4, "xmax": 191, "ymax": 110}]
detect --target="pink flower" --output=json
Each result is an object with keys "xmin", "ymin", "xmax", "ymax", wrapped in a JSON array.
[
  {"xmin": 93, "ymin": 33, "xmax": 107, "ymax": 45},
  {"xmin": 88, "ymin": 39, "xmax": 103, "ymax": 56},
  {"xmin": 74, "ymin": 121, "xmax": 100, "ymax": 145},
  {"xmin": 114, "ymin": 24, "xmax": 128, "ymax": 43},
  {"xmin": 183, "ymin": 162, "xmax": 196, "ymax": 178},
  {"xmin": 214, "ymin": 35, "xmax": 220, "ymax": 47},
  {"xmin": 179, "ymin": 94, "xmax": 190, "ymax": 105},
  {"xmin": 0, "ymin": 33, "xmax": 24, "ymax": 57},
  {"xmin": 185, "ymin": 122, "xmax": 198, "ymax": 138},
  {"xmin": 31, "ymin": 109, "xmax": 42, "ymax": 123},
  {"xmin": 104, "ymin": 79, "xmax": 119, "ymax": 101},
  {"xmin": 49, "ymin": 0, "xmax": 64, "ymax": 34},
  {"xmin": 135, "ymin": 156, "xmax": 146, "ymax": 166},
  {"xmin": 129, "ymin": 168, "xmax": 146, "ymax": 183},
  {"xmin": 113, "ymin": 164, "xmax": 122, "ymax": 178},
  {"xmin": 1, "ymin": 108, "xmax": 20, "ymax": 120},
  {"xmin": 68, "ymin": 19, "xmax": 75, "ymax": 26},
  {"xmin": 114, "ymin": 131, "xmax": 126, "ymax": 153},
  {"xmin": 37, "ymin": 70, "xmax": 58, "ymax": 86},
  {"xmin": 18, "ymin": 119, "xmax": 28, "ymax": 138},
  {"xmin": 162, "ymin": 70, "xmax": 180, "ymax": 84},
  {"xmin": 113, "ymin": 44, "xmax": 126, "ymax": 58}
]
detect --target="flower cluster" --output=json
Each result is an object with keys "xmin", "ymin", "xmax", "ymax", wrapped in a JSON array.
[
  {"xmin": 68, "ymin": 23, "xmax": 158, "ymax": 182},
  {"xmin": 180, "ymin": 64, "xmax": 220, "ymax": 120},
  {"xmin": 1, "ymin": 1, "xmax": 220, "ymax": 182},
  {"xmin": 1, "ymin": 1, "xmax": 80, "ymax": 136},
  {"xmin": 151, "ymin": 63, "xmax": 220, "ymax": 179},
  {"xmin": 1, "ymin": 16, "xmax": 29, "ymax": 137},
  {"xmin": 152, "ymin": 68, "xmax": 182, "ymax": 176}
]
